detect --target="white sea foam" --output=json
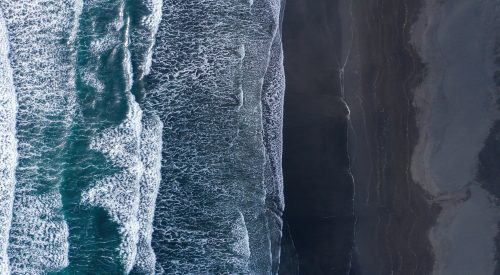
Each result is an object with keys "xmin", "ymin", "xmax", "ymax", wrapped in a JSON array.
[
  {"xmin": 132, "ymin": 114, "xmax": 163, "ymax": 274},
  {"xmin": 262, "ymin": 0, "xmax": 285, "ymax": 215},
  {"xmin": 0, "ymin": 7, "xmax": 16, "ymax": 275},
  {"xmin": 128, "ymin": 1, "xmax": 164, "ymax": 269},
  {"xmin": 231, "ymin": 212, "xmax": 251, "ymax": 266},
  {"xmin": 76, "ymin": 1, "xmax": 163, "ymax": 272},
  {"xmin": 233, "ymin": 0, "xmax": 285, "ymax": 273},
  {"xmin": 7, "ymin": 194, "xmax": 70, "ymax": 274},
  {"xmin": 130, "ymin": 0, "xmax": 163, "ymax": 80},
  {"xmin": 124, "ymin": 2, "xmax": 165, "ymax": 271},
  {"xmin": 81, "ymin": 94, "xmax": 144, "ymax": 274},
  {"xmin": 144, "ymin": 0, "xmax": 285, "ymax": 273},
  {"xmin": 0, "ymin": 0, "xmax": 81, "ymax": 273}
]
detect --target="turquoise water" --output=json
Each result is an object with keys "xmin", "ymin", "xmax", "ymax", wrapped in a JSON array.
[
  {"xmin": 0, "ymin": 0, "xmax": 285, "ymax": 273},
  {"xmin": 61, "ymin": 1, "xmax": 131, "ymax": 273}
]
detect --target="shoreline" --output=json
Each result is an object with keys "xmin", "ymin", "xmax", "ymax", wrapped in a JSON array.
[{"xmin": 345, "ymin": 0, "xmax": 439, "ymax": 274}]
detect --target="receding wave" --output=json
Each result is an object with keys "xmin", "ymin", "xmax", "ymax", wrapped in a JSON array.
[
  {"xmin": 82, "ymin": 94, "xmax": 144, "ymax": 273},
  {"xmin": 261, "ymin": 2, "xmax": 286, "ymax": 271},
  {"xmin": 129, "ymin": 0, "xmax": 163, "ymax": 82}
]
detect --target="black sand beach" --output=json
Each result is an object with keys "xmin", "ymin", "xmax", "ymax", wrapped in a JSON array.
[
  {"xmin": 280, "ymin": 0, "xmax": 500, "ymax": 274},
  {"xmin": 280, "ymin": 0, "xmax": 438, "ymax": 274}
]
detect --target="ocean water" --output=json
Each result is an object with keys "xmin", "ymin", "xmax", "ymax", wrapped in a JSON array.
[
  {"xmin": 144, "ymin": 0, "xmax": 285, "ymax": 273},
  {"xmin": 0, "ymin": 0, "xmax": 285, "ymax": 274},
  {"xmin": 1, "ymin": 1, "xmax": 78, "ymax": 273}
]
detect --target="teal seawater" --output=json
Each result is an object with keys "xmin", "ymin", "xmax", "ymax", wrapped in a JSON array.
[
  {"xmin": 60, "ymin": 1, "xmax": 131, "ymax": 273},
  {"xmin": 0, "ymin": 0, "xmax": 285, "ymax": 274}
]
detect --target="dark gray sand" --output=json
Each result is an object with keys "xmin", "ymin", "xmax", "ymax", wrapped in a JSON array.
[
  {"xmin": 344, "ymin": 0, "xmax": 438, "ymax": 274},
  {"xmin": 411, "ymin": 0, "xmax": 500, "ymax": 274}
]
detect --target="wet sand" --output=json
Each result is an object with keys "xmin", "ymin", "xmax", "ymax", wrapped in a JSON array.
[{"xmin": 280, "ymin": 0, "xmax": 355, "ymax": 273}]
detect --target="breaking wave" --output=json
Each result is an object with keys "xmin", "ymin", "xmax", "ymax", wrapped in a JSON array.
[
  {"xmin": 0, "ymin": 7, "xmax": 16, "ymax": 275},
  {"xmin": 0, "ymin": 0, "xmax": 80, "ymax": 273}
]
